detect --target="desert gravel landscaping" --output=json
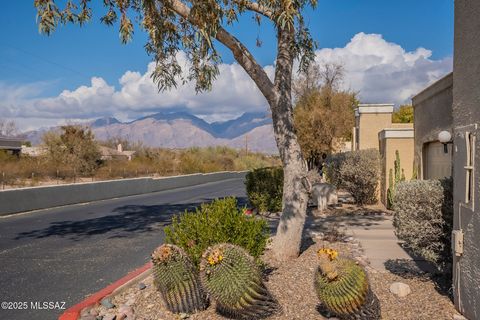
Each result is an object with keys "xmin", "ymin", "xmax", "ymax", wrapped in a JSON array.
[{"xmin": 82, "ymin": 207, "xmax": 461, "ymax": 320}]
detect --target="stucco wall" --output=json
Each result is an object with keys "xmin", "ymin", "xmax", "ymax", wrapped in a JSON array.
[
  {"xmin": 0, "ymin": 171, "xmax": 246, "ymax": 216},
  {"xmin": 412, "ymin": 73, "xmax": 453, "ymax": 179},
  {"xmin": 358, "ymin": 113, "xmax": 392, "ymax": 150},
  {"xmin": 379, "ymin": 132, "xmax": 414, "ymax": 205},
  {"xmin": 452, "ymin": 1, "xmax": 480, "ymax": 318}
]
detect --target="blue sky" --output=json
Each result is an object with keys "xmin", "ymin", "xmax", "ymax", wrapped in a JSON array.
[{"xmin": 0, "ymin": 0, "xmax": 454, "ymax": 129}]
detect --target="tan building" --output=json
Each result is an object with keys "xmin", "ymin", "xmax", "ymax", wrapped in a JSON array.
[
  {"xmin": 412, "ymin": 73, "xmax": 453, "ymax": 180},
  {"xmin": 378, "ymin": 126, "xmax": 414, "ymax": 205},
  {"xmin": 99, "ymin": 144, "xmax": 136, "ymax": 161},
  {"xmin": 352, "ymin": 104, "xmax": 414, "ymax": 206},
  {"xmin": 353, "ymin": 104, "xmax": 395, "ymax": 151}
]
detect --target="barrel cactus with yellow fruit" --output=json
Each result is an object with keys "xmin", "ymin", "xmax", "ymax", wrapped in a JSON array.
[
  {"xmin": 314, "ymin": 248, "xmax": 381, "ymax": 320},
  {"xmin": 151, "ymin": 244, "xmax": 208, "ymax": 314},
  {"xmin": 200, "ymin": 243, "xmax": 278, "ymax": 319}
]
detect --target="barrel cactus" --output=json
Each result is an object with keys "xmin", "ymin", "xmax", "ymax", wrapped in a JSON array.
[
  {"xmin": 151, "ymin": 244, "xmax": 207, "ymax": 313},
  {"xmin": 200, "ymin": 243, "xmax": 278, "ymax": 319},
  {"xmin": 314, "ymin": 248, "xmax": 380, "ymax": 320}
]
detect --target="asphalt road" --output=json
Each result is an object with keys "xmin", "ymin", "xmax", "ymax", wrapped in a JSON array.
[{"xmin": 0, "ymin": 178, "xmax": 247, "ymax": 320}]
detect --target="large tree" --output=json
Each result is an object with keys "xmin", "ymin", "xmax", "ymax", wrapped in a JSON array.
[
  {"xmin": 34, "ymin": 0, "xmax": 318, "ymax": 261},
  {"xmin": 293, "ymin": 63, "xmax": 357, "ymax": 170}
]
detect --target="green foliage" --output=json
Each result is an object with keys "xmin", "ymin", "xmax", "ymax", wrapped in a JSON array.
[
  {"xmin": 326, "ymin": 150, "xmax": 380, "ymax": 205},
  {"xmin": 34, "ymin": 0, "xmax": 319, "ymax": 92},
  {"xmin": 245, "ymin": 167, "xmax": 283, "ymax": 212},
  {"xmin": 164, "ymin": 197, "xmax": 269, "ymax": 266},
  {"xmin": 200, "ymin": 243, "xmax": 278, "ymax": 319},
  {"xmin": 151, "ymin": 244, "xmax": 207, "ymax": 313},
  {"xmin": 393, "ymin": 178, "xmax": 453, "ymax": 272},
  {"xmin": 392, "ymin": 105, "xmax": 414, "ymax": 123},
  {"xmin": 314, "ymin": 253, "xmax": 380, "ymax": 319}
]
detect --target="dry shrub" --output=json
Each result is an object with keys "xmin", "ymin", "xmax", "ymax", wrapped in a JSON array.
[{"xmin": 393, "ymin": 178, "xmax": 453, "ymax": 272}]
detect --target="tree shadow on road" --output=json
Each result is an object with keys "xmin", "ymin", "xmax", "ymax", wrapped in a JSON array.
[{"xmin": 15, "ymin": 196, "xmax": 248, "ymax": 241}]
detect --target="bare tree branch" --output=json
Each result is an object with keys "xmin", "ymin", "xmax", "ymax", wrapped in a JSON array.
[{"xmin": 166, "ymin": 0, "xmax": 277, "ymax": 104}]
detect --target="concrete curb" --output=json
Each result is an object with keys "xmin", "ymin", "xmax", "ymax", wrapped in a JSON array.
[{"xmin": 59, "ymin": 262, "xmax": 153, "ymax": 320}]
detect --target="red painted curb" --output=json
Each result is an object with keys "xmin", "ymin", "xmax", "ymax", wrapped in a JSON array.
[{"xmin": 59, "ymin": 261, "xmax": 153, "ymax": 320}]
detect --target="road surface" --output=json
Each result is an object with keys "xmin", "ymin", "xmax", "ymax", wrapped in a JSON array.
[{"xmin": 0, "ymin": 177, "xmax": 246, "ymax": 320}]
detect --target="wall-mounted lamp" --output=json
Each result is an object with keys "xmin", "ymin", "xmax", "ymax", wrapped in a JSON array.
[{"xmin": 438, "ymin": 130, "xmax": 453, "ymax": 153}]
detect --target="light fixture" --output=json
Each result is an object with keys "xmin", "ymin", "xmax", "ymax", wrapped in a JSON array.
[{"xmin": 438, "ymin": 130, "xmax": 452, "ymax": 153}]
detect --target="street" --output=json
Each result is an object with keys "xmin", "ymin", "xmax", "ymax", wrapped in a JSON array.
[{"xmin": 0, "ymin": 178, "xmax": 246, "ymax": 320}]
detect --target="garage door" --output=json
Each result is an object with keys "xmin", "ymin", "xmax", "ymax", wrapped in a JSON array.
[{"xmin": 423, "ymin": 141, "xmax": 452, "ymax": 179}]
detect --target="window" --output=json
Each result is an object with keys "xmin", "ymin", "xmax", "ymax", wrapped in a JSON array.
[{"xmin": 465, "ymin": 132, "xmax": 475, "ymax": 204}]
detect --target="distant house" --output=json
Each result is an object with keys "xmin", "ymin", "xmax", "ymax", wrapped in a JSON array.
[
  {"xmin": 0, "ymin": 136, "xmax": 23, "ymax": 156},
  {"xmin": 21, "ymin": 145, "xmax": 47, "ymax": 157},
  {"xmin": 99, "ymin": 144, "xmax": 136, "ymax": 161}
]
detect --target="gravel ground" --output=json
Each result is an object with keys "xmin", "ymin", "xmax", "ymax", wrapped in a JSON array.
[{"xmin": 83, "ymin": 213, "xmax": 460, "ymax": 320}]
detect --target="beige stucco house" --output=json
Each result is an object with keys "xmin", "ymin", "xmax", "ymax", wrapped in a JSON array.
[{"xmin": 352, "ymin": 104, "xmax": 414, "ymax": 205}]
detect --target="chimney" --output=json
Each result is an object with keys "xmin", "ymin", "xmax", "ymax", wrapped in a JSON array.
[{"xmin": 117, "ymin": 144, "xmax": 123, "ymax": 153}]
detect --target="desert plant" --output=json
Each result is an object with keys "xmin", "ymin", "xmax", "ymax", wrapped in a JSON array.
[
  {"xmin": 164, "ymin": 197, "xmax": 269, "ymax": 266},
  {"xmin": 200, "ymin": 243, "xmax": 278, "ymax": 319},
  {"xmin": 387, "ymin": 150, "xmax": 406, "ymax": 209},
  {"xmin": 151, "ymin": 244, "xmax": 207, "ymax": 313},
  {"xmin": 245, "ymin": 167, "xmax": 283, "ymax": 212},
  {"xmin": 393, "ymin": 178, "xmax": 453, "ymax": 272},
  {"xmin": 314, "ymin": 248, "xmax": 380, "ymax": 319},
  {"xmin": 327, "ymin": 150, "xmax": 380, "ymax": 205}
]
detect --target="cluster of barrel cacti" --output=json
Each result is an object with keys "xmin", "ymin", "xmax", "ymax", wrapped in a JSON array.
[
  {"xmin": 314, "ymin": 248, "xmax": 380, "ymax": 320},
  {"xmin": 151, "ymin": 243, "xmax": 277, "ymax": 319}
]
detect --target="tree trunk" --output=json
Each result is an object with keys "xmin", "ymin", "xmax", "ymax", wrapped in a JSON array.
[{"xmin": 270, "ymin": 27, "xmax": 309, "ymax": 262}]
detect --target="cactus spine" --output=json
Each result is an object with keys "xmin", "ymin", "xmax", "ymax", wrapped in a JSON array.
[
  {"xmin": 151, "ymin": 244, "xmax": 207, "ymax": 313},
  {"xmin": 200, "ymin": 243, "xmax": 278, "ymax": 319},
  {"xmin": 314, "ymin": 248, "xmax": 380, "ymax": 320}
]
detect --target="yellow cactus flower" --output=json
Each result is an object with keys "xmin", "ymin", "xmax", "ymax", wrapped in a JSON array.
[
  {"xmin": 207, "ymin": 249, "xmax": 224, "ymax": 265},
  {"xmin": 317, "ymin": 248, "xmax": 338, "ymax": 261}
]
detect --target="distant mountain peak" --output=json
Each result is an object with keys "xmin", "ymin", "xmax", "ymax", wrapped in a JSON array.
[{"xmin": 91, "ymin": 117, "xmax": 121, "ymax": 128}]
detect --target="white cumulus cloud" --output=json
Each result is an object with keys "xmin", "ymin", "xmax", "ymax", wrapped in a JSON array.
[{"xmin": 0, "ymin": 32, "xmax": 452, "ymax": 130}]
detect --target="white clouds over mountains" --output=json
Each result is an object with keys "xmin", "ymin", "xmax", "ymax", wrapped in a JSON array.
[{"xmin": 1, "ymin": 32, "xmax": 452, "ymax": 128}]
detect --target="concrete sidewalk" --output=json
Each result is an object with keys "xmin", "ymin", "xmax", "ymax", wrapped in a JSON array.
[{"xmin": 310, "ymin": 213, "xmax": 430, "ymax": 272}]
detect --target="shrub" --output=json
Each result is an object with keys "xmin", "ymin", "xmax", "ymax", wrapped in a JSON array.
[
  {"xmin": 327, "ymin": 149, "xmax": 380, "ymax": 205},
  {"xmin": 393, "ymin": 178, "xmax": 453, "ymax": 271},
  {"xmin": 245, "ymin": 167, "xmax": 283, "ymax": 212},
  {"xmin": 164, "ymin": 197, "xmax": 269, "ymax": 266}
]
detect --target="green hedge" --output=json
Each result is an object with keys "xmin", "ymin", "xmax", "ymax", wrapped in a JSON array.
[
  {"xmin": 245, "ymin": 167, "xmax": 283, "ymax": 213},
  {"xmin": 164, "ymin": 197, "xmax": 269, "ymax": 266}
]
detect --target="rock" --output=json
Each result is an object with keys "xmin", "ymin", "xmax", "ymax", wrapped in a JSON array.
[
  {"xmin": 89, "ymin": 308, "xmax": 98, "ymax": 316},
  {"xmin": 101, "ymin": 298, "xmax": 115, "ymax": 309},
  {"xmin": 389, "ymin": 282, "xmax": 412, "ymax": 297},
  {"xmin": 79, "ymin": 315, "xmax": 96, "ymax": 320},
  {"xmin": 80, "ymin": 308, "xmax": 92, "ymax": 316},
  {"xmin": 453, "ymin": 315, "xmax": 468, "ymax": 320},
  {"xmin": 146, "ymin": 304, "xmax": 154, "ymax": 309},
  {"xmin": 179, "ymin": 313, "xmax": 190, "ymax": 319},
  {"xmin": 138, "ymin": 282, "xmax": 147, "ymax": 290},
  {"xmin": 343, "ymin": 236, "xmax": 354, "ymax": 242}
]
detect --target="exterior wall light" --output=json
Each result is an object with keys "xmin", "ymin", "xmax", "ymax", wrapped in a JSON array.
[{"xmin": 438, "ymin": 130, "xmax": 453, "ymax": 153}]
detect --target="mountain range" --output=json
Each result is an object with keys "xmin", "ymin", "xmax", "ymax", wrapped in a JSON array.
[{"xmin": 25, "ymin": 111, "xmax": 278, "ymax": 154}]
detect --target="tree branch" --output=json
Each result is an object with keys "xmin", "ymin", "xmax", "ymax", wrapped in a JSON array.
[
  {"xmin": 238, "ymin": 1, "xmax": 274, "ymax": 19},
  {"xmin": 163, "ymin": 0, "xmax": 277, "ymax": 104}
]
